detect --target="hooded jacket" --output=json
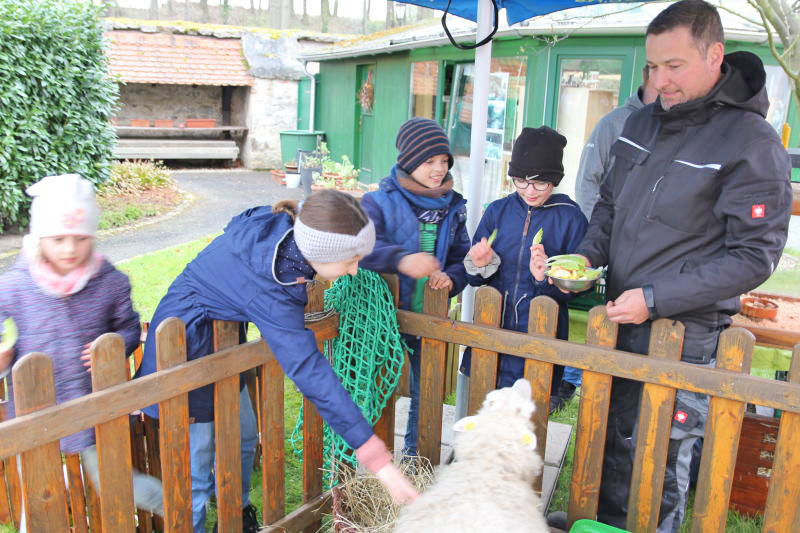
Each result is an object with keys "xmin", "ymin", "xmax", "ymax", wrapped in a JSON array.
[
  {"xmin": 360, "ymin": 166, "xmax": 470, "ymax": 310},
  {"xmin": 575, "ymin": 89, "xmax": 647, "ymax": 220},
  {"xmin": 136, "ymin": 207, "xmax": 374, "ymax": 449},
  {"xmin": 577, "ymin": 52, "xmax": 792, "ymax": 362},
  {"xmin": 462, "ymin": 192, "xmax": 588, "ymax": 378},
  {"xmin": 0, "ymin": 257, "xmax": 140, "ymax": 453}
]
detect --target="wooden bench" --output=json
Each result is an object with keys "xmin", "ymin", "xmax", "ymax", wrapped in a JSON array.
[{"xmin": 113, "ymin": 139, "xmax": 239, "ymax": 160}]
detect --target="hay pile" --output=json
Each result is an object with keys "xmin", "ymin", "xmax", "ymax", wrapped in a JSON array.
[{"xmin": 328, "ymin": 457, "xmax": 436, "ymax": 533}]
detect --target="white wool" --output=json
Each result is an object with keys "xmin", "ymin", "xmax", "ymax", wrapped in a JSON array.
[{"xmin": 394, "ymin": 379, "xmax": 549, "ymax": 533}]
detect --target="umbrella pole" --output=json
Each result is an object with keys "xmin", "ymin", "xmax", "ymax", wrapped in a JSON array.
[{"xmin": 456, "ymin": 0, "xmax": 494, "ymax": 420}]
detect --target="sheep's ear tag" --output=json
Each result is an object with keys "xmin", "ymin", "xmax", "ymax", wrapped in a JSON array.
[
  {"xmin": 454, "ymin": 416, "xmax": 478, "ymax": 432},
  {"xmin": 521, "ymin": 431, "xmax": 536, "ymax": 450}
]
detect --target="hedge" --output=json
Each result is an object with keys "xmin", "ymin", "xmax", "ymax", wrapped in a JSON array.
[{"xmin": 0, "ymin": 0, "xmax": 118, "ymax": 230}]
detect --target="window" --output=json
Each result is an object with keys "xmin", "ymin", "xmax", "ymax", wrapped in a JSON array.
[{"xmin": 410, "ymin": 61, "xmax": 439, "ymax": 120}]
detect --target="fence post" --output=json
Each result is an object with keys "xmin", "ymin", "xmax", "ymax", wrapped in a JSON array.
[
  {"xmin": 374, "ymin": 274, "xmax": 399, "ymax": 454},
  {"xmin": 12, "ymin": 353, "xmax": 71, "ymax": 531},
  {"xmin": 524, "ymin": 296, "xmax": 559, "ymax": 494},
  {"xmin": 213, "ymin": 321, "xmax": 243, "ymax": 533},
  {"xmin": 467, "ymin": 286, "xmax": 502, "ymax": 416},
  {"xmin": 156, "ymin": 317, "xmax": 192, "ymax": 532},
  {"xmin": 92, "ymin": 333, "xmax": 136, "ymax": 531},
  {"xmin": 260, "ymin": 352, "xmax": 285, "ymax": 526},
  {"xmin": 626, "ymin": 319, "xmax": 684, "ymax": 533},
  {"xmin": 417, "ymin": 284, "xmax": 450, "ymax": 465},
  {"xmin": 303, "ymin": 281, "xmax": 326, "ymax": 533},
  {"xmin": 763, "ymin": 343, "xmax": 800, "ymax": 532},
  {"xmin": 691, "ymin": 327, "xmax": 754, "ymax": 532},
  {"xmin": 568, "ymin": 306, "xmax": 617, "ymax": 526}
]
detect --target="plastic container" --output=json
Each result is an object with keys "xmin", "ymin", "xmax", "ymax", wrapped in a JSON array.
[
  {"xmin": 279, "ymin": 130, "xmax": 324, "ymax": 167},
  {"xmin": 284, "ymin": 172, "xmax": 301, "ymax": 189},
  {"xmin": 570, "ymin": 519, "xmax": 630, "ymax": 532}
]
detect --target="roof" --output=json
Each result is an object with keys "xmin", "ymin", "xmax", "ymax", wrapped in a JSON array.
[
  {"xmin": 106, "ymin": 29, "xmax": 255, "ymax": 86},
  {"xmin": 301, "ymin": 2, "xmax": 768, "ymax": 62}
]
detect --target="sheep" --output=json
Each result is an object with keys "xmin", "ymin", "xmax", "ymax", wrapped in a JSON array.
[{"xmin": 394, "ymin": 378, "xmax": 549, "ymax": 533}]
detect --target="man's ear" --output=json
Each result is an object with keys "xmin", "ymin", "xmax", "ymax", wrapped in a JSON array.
[
  {"xmin": 453, "ymin": 416, "xmax": 479, "ymax": 432},
  {"xmin": 708, "ymin": 41, "xmax": 724, "ymax": 71}
]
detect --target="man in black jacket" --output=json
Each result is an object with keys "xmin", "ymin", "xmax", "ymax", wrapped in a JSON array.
[{"xmin": 574, "ymin": 1, "xmax": 792, "ymax": 531}]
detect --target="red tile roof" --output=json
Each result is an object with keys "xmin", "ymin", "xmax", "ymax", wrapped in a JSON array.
[{"xmin": 106, "ymin": 30, "xmax": 254, "ymax": 86}]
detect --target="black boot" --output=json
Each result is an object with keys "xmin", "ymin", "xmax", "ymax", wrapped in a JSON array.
[
  {"xmin": 213, "ymin": 503, "xmax": 261, "ymax": 533},
  {"xmin": 550, "ymin": 380, "xmax": 577, "ymax": 413}
]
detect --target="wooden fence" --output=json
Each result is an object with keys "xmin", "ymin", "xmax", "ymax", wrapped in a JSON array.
[{"xmin": 0, "ymin": 278, "xmax": 799, "ymax": 532}]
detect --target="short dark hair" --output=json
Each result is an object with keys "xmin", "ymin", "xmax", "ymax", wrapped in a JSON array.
[{"xmin": 646, "ymin": 0, "xmax": 724, "ymax": 56}]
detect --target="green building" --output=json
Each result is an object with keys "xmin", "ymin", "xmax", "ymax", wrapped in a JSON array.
[{"xmin": 299, "ymin": 4, "xmax": 798, "ymax": 203}]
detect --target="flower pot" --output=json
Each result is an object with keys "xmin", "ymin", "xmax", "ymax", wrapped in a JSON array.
[
  {"xmin": 154, "ymin": 119, "xmax": 174, "ymax": 128},
  {"xmin": 130, "ymin": 119, "xmax": 151, "ymax": 127},
  {"xmin": 185, "ymin": 118, "xmax": 216, "ymax": 128},
  {"xmin": 741, "ymin": 297, "xmax": 779, "ymax": 320},
  {"xmin": 285, "ymin": 172, "xmax": 301, "ymax": 189},
  {"xmin": 270, "ymin": 169, "xmax": 285, "ymax": 185}
]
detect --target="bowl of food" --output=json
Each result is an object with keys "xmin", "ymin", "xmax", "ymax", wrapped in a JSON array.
[{"xmin": 546, "ymin": 255, "xmax": 604, "ymax": 292}]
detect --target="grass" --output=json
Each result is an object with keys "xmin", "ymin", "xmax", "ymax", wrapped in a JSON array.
[{"xmin": 757, "ymin": 246, "xmax": 800, "ymax": 297}]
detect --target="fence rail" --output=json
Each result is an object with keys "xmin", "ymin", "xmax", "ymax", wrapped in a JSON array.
[{"xmin": 0, "ymin": 278, "xmax": 799, "ymax": 533}]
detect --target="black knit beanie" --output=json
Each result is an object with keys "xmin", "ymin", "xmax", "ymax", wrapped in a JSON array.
[
  {"xmin": 396, "ymin": 118, "xmax": 454, "ymax": 174},
  {"xmin": 508, "ymin": 126, "xmax": 567, "ymax": 186}
]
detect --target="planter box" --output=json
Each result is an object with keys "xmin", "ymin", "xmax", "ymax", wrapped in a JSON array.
[
  {"xmin": 130, "ymin": 119, "xmax": 151, "ymax": 127},
  {"xmin": 154, "ymin": 119, "xmax": 174, "ymax": 128},
  {"xmin": 186, "ymin": 118, "xmax": 216, "ymax": 128}
]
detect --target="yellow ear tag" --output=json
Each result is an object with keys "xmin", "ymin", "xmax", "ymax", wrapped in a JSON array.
[
  {"xmin": 464, "ymin": 421, "xmax": 477, "ymax": 431},
  {"xmin": 521, "ymin": 433, "xmax": 533, "ymax": 446}
]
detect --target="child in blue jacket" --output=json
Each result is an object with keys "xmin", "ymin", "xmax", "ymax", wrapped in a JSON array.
[
  {"xmin": 136, "ymin": 190, "xmax": 418, "ymax": 532},
  {"xmin": 360, "ymin": 118, "xmax": 471, "ymax": 456},
  {"xmin": 464, "ymin": 127, "xmax": 588, "ymax": 412}
]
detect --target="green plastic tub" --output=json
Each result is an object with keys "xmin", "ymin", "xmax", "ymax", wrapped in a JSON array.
[{"xmin": 570, "ymin": 519, "xmax": 629, "ymax": 532}]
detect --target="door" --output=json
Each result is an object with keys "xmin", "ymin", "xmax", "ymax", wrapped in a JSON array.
[{"xmin": 355, "ymin": 64, "xmax": 376, "ymax": 183}]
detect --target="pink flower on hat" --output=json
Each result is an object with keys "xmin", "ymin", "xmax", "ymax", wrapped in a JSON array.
[{"xmin": 62, "ymin": 208, "xmax": 86, "ymax": 229}]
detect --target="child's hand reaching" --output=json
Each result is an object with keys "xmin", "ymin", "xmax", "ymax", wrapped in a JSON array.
[
  {"xmin": 375, "ymin": 463, "xmax": 419, "ymax": 505},
  {"xmin": 80, "ymin": 342, "xmax": 93, "ymax": 374},
  {"xmin": 529, "ymin": 244, "xmax": 547, "ymax": 282},
  {"xmin": 467, "ymin": 238, "xmax": 494, "ymax": 268},
  {"xmin": 398, "ymin": 253, "xmax": 440, "ymax": 279},
  {"xmin": 427, "ymin": 270, "xmax": 453, "ymax": 291}
]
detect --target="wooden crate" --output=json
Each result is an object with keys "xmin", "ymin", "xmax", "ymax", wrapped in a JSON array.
[{"xmin": 730, "ymin": 412, "xmax": 780, "ymax": 516}]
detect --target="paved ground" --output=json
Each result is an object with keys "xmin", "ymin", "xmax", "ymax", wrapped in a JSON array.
[{"xmin": 0, "ymin": 170, "xmax": 302, "ymax": 272}]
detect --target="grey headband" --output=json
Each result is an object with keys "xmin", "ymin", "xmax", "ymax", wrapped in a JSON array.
[{"xmin": 293, "ymin": 217, "xmax": 376, "ymax": 263}]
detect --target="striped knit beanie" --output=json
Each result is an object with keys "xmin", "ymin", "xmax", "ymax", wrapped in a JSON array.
[{"xmin": 396, "ymin": 118, "xmax": 453, "ymax": 174}]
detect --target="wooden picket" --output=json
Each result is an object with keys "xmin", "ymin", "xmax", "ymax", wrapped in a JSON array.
[{"xmin": 2, "ymin": 277, "xmax": 800, "ymax": 533}]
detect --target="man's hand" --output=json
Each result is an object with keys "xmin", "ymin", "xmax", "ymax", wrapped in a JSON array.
[
  {"xmin": 398, "ymin": 253, "xmax": 440, "ymax": 279},
  {"xmin": 529, "ymin": 244, "xmax": 547, "ymax": 282},
  {"xmin": 606, "ymin": 288, "xmax": 648, "ymax": 324},
  {"xmin": 428, "ymin": 270, "xmax": 453, "ymax": 291},
  {"xmin": 467, "ymin": 238, "xmax": 494, "ymax": 268}
]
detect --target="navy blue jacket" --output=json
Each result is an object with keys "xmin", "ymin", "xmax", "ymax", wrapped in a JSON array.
[
  {"xmin": 360, "ymin": 166, "xmax": 471, "ymax": 311},
  {"xmin": 136, "ymin": 207, "xmax": 374, "ymax": 449},
  {"xmin": 462, "ymin": 192, "xmax": 588, "ymax": 377}
]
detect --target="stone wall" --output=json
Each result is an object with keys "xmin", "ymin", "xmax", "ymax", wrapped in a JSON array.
[
  {"xmin": 241, "ymin": 78, "xmax": 298, "ymax": 169},
  {"xmin": 116, "ymin": 83, "xmax": 223, "ymax": 125}
]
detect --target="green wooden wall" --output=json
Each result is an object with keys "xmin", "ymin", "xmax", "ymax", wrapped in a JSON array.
[{"xmin": 311, "ymin": 33, "xmax": 799, "ymax": 185}]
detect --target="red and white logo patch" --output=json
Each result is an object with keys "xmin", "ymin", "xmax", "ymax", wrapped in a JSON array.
[
  {"xmin": 752, "ymin": 204, "xmax": 765, "ymax": 219},
  {"xmin": 674, "ymin": 410, "xmax": 688, "ymax": 424}
]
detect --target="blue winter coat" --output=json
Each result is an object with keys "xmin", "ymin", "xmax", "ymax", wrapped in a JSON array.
[
  {"xmin": 462, "ymin": 192, "xmax": 588, "ymax": 378},
  {"xmin": 136, "ymin": 207, "xmax": 374, "ymax": 449},
  {"xmin": 359, "ymin": 166, "xmax": 471, "ymax": 311}
]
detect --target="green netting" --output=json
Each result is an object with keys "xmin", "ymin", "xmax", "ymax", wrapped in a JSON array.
[{"xmin": 289, "ymin": 269, "xmax": 407, "ymax": 488}]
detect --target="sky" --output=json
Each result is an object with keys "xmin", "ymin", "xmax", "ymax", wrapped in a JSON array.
[{"xmin": 114, "ymin": 0, "xmax": 391, "ymax": 20}]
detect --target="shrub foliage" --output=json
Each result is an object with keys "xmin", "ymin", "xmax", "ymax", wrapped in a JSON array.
[{"xmin": 0, "ymin": 0, "xmax": 118, "ymax": 230}]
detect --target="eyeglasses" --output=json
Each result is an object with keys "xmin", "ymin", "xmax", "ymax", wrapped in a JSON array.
[{"xmin": 511, "ymin": 176, "xmax": 551, "ymax": 191}]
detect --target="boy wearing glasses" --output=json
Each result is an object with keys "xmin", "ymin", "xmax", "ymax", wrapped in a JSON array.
[{"xmin": 463, "ymin": 126, "xmax": 588, "ymax": 412}]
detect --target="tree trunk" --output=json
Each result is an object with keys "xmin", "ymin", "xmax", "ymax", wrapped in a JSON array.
[
  {"xmin": 184, "ymin": 0, "xmax": 191, "ymax": 20},
  {"xmin": 200, "ymin": 0, "xmax": 209, "ymax": 21},
  {"xmin": 321, "ymin": 0, "xmax": 331, "ymax": 32},
  {"xmin": 149, "ymin": 0, "xmax": 159, "ymax": 19},
  {"xmin": 361, "ymin": 0, "xmax": 368, "ymax": 33},
  {"xmin": 222, "ymin": 0, "xmax": 230, "ymax": 23},
  {"xmin": 302, "ymin": 0, "xmax": 309, "ymax": 24},
  {"xmin": 250, "ymin": 0, "xmax": 255, "ymax": 13},
  {"xmin": 385, "ymin": 0, "xmax": 394, "ymax": 28},
  {"xmin": 334, "ymin": 0, "xmax": 339, "ymax": 17},
  {"xmin": 167, "ymin": 0, "xmax": 175, "ymax": 17}
]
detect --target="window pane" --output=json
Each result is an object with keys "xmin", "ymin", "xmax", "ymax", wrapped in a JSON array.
[
  {"xmin": 410, "ymin": 61, "xmax": 439, "ymax": 119},
  {"xmin": 555, "ymin": 58, "xmax": 623, "ymax": 197}
]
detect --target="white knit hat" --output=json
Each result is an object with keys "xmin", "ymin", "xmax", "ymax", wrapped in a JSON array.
[{"xmin": 27, "ymin": 174, "xmax": 99, "ymax": 238}]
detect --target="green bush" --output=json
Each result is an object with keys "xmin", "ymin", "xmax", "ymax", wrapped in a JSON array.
[
  {"xmin": 102, "ymin": 160, "xmax": 174, "ymax": 194},
  {"xmin": 0, "ymin": 0, "xmax": 118, "ymax": 231}
]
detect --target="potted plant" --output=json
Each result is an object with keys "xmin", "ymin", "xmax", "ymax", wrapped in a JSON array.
[{"xmin": 284, "ymin": 159, "xmax": 298, "ymax": 173}]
